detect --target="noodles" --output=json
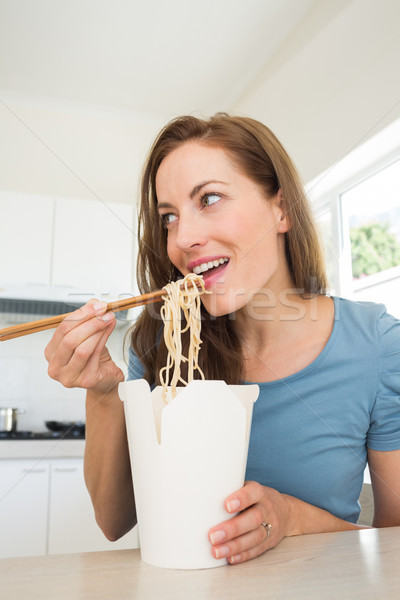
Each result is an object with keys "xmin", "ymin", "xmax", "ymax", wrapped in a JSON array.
[{"xmin": 159, "ymin": 273, "xmax": 208, "ymax": 402}]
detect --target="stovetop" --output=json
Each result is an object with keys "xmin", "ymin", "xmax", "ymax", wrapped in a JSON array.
[{"xmin": 0, "ymin": 430, "xmax": 85, "ymax": 440}]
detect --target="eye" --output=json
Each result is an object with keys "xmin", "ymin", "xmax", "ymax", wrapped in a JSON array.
[
  {"xmin": 160, "ymin": 213, "xmax": 177, "ymax": 227},
  {"xmin": 201, "ymin": 193, "xmax": 222, "ymax": 207}
]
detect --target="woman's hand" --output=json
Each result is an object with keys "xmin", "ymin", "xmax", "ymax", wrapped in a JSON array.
[
  {"xmin": 208, "ymin": 481, "xmax": 293, "ymax": 565},
  {"xmin": 209, "ymin": 480, "xmax": 367, "ymax": 565},
  {"xmin": 44, "ymin": 299, "xmax": 125, "ymax": 394}
]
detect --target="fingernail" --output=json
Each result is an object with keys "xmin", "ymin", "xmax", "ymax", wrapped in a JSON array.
[
  {"xmin": 215, "ymin": 545, "xmax": 230, "ymax": 559},
  {"xmin": 210, "ymin": 530, "xmax": 226, "ymax": 545},
  {"xmin": 229, "ymin": 554, "xmax": 242, "ymax": 564},
  {"xmin": 227, "ymin": 499, "xmax": 240, "ymax": 513},
  {"xmin": 94, "ymin": 301, "xmax": 107, "ymax": 313},
  {"xmin": 102, "ymin": 311, "xmax": 115, "ymax": 322}
]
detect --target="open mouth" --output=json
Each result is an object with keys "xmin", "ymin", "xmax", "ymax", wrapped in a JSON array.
[{"xmin": 192, "ymin": 257, "xmax": 229, "ymax": 276}]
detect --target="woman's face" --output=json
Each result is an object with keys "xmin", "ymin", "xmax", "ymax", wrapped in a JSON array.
[{"xmin": 155, "ymin": 142, "xmax": 290, "ymax": 317}]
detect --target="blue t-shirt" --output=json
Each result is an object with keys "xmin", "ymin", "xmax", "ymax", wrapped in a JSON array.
[{"xmin": 127, "ymin": 297, "xmax": 400, "ymax": 523}]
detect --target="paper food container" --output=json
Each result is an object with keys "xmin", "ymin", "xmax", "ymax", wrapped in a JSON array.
[{"xmin": 119, "ymin": 379, "xmax": 259, "ymax": 570}]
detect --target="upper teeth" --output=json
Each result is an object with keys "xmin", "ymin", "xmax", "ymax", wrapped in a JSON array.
[{"xmin": 192, "ymin": 258, "xmax": 228, "ymax": 275}]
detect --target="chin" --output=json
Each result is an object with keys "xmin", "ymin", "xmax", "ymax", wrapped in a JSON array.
[{"xmin": 201, "ymin": 294, "xmax": 245, "ymax": 319}]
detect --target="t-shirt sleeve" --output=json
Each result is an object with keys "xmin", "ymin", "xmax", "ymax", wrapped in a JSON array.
[
  {"xmin": 127, "ymin": 346, "xmax": 146, "ymax": 381},
  {"xmin": 367, "ymin": 309, "xmax": 400, "ymax": 451}
]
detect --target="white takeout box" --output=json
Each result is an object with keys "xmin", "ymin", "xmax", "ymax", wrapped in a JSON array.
[{"xmin": 119, "ymin": 379, "xmax": 259, "ymax": 569}]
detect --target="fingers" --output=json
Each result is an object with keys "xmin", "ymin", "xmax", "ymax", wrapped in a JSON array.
[
  {"xmin": 211, "ymin": 524, "xmax": 272, "ymax": 565},
  {"xmin": 225, "ymin": 481, "xmax": 264, "ymax": 514},
  {"xmin": 209, "ymin": 491, "xmax": 266, "ymax": 548},
  {"xmin": 59, "ymin": 318, "xmax": 117, "ymax": 387},
  {"xmin": 209, "ymin": 482, "xmax": 279, "ymax": 565},
  {"xmin": 45, "ymin": 300, "xmax": 110, "ymax": 363},
  {"xmin": 74, "ymin": 333, "xmax": 125, "ymax": 392},
  {"xmin": 45, "ymin": 299, "xmax": 119, "ymax": 390}
]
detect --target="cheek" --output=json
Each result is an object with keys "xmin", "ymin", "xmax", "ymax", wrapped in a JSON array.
[{"xmin": 166, "ymin": 236, "xmax": 183, "ymax": 271}]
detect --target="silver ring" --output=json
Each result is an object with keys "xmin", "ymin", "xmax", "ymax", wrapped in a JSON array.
[{"xmin": 261, "ymin": 522, "xmax": 272, "ymax": 540}]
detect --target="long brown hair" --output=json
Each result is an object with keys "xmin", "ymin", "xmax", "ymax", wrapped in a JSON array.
[{"xmin": 130, "ymin": 114, "xmax": 327, "ymax": 385}]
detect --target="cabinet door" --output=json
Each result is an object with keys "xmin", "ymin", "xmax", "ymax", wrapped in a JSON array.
[
  {"xmin": 52, "ymin": 197, "xmax": 134, "ymax": 294},
  {"xmin": 0, "ymin": 192, "xmax": 53, "ymax": 285},
  {"xmin": 48, "ymin": 459, "xmax": 138, "ymax": 554},
  {"xmin": 0, "ymin": 459, "xmax": 49, "ymax": 558}
]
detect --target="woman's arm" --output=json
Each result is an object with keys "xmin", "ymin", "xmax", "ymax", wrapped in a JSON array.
[
  {"xmin": 84, "ymin": 388, "xmax": 136, "ymax": 540},
  {"xmin": 209, "ymin": 448, "xmax": 400, "ymax": 565},
  {"xmin": 45, "ymin": 299, "xmax": 135, "ymax": 540},
  {"xmin": 368, "ymin": 448, "xmax": 400, "ymax": 527},
  {"xmin": 208, "ymin": 482, "xmax": 368, "ymax": 565}
]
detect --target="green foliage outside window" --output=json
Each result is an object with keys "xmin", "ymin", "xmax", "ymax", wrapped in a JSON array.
[{"xmin": 350, "ymin": 222, "xmax": 400, "ymax": 279}]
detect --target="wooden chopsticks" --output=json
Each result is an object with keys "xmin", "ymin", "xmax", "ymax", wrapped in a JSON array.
[{"xmin": 0, "ymin": 289, "xmax": 166, "ymax": 342}]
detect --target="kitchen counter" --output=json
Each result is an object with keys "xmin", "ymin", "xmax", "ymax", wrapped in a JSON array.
[
  {"xmin": 1, "ymin": 526, "xmax": 399, "ymax": 599},
  {"xmin": 0, "ymin": 439, "xmax": 85, "ymax": 459}
]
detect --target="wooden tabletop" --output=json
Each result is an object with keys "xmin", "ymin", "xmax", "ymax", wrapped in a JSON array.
[{"xmin": 1, "ymin": 527, "xmax": 400, "ymax": 599}]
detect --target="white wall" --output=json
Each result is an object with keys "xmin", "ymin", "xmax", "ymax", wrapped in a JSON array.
[
  {"xmin": 0, "ymin": 315, "xmax": 132, "ymax": 432},
  {"xmin": 0, "ymin": 93, "xmax": 166, "ymax": 203},
  {"xmin": 353, "ymin": 268, "xmax": 400, "ymax": 319},
  {"xmin": 2, "ymin": 1, "xmax": 400, "ymax": 202},
  {"xmin": 234, "ymin": 0, "xmax": 400, "ymax": 184}
]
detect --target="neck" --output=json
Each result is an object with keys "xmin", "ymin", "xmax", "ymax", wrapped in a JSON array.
[
  {"xmin": 233, "ymin": 260, "xmax": 310, "ymax": 344},
  {"xmin": 235, "ymin": 289, "xmax": 319, "ymax": 345},
  {"xmin": 234, "ymin": 290, "xmax": 333, "ymax": 383}
]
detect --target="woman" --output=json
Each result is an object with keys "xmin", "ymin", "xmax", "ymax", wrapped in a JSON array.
[{"xmin": 45, "ymin": 114, "xmax": 400, "ymax": 565}]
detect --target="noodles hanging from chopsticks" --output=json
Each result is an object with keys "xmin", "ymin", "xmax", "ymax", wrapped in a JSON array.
[{"xmin": 159, "ymin": 273, "xmax": 208, "ymax": 402}]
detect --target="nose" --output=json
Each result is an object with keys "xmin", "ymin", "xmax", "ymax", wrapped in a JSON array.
[{"xmin": 174, "ymin": 212, "xmax": 207, "ymax": 251}]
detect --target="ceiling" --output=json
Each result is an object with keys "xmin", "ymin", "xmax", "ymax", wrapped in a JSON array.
[{"xmin": 0, "ymin": 0, "xmax": 315, "ymax": 117}]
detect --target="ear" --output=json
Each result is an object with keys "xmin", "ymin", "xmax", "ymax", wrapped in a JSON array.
[{"xmin": 273, "ymin": 189, "xmax": 289, "ymax": 233}]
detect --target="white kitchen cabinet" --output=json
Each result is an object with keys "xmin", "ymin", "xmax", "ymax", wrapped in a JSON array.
[
  {"xmin": 48, "ymin": 458, "xmax": 138, "ymax": 554},
  {"xmin": 52, "ymin": 197, "xmax": 134, "ymax": 294},
  {"xmin": 0, "ymin": 459, "xmax": 49, "ymax": 558},
  {"xmin": 0, "ymin": 457, "xmax": 138, "ymax": 559},
  {"xmin": 0, "ymin": 191, "xmax": 134, "ymax": 294},
  {"xmin": 0, "ymin": 192, "xmax": 54, "ymax": 285}
]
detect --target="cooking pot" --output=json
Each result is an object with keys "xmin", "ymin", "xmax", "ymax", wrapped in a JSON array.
[{"xmin": 0, "ymin": 407, "xmax": 25, "ymax": 432}]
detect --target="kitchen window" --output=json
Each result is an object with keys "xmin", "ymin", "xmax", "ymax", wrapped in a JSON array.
[{"xmin": 310, "ymin": 118, "xmax": 400, "ymax": 318}]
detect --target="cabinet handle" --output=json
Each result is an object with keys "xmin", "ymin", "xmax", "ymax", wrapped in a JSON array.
[
  {"xmin": 22, "ymin": 468, "xmax": 46, "ymax": 473},
  {"xmin": 53, "ymin": 467, "xmax": 78, "ymax": 473}
]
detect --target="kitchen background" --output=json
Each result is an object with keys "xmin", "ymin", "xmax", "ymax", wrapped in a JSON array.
[
  {"xmin": 0, "ymin": 0, "xmax": 399, "ymax": 555},
  {"xmin": 1, "ymin": 0, "xmax": 400, "ymax": 430}
]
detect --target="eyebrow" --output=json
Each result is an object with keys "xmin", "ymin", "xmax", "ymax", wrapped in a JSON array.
[
  {"xmin": 157, "ymin": 179, "xmax": 228, "ymax": 210},
  {"xmin": 189, "ymin": 179, "xmax": 228, "ymax": 199}
]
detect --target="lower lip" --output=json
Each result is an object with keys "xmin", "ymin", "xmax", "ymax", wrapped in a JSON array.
[{"xmin": 198, "ymin": 261, "xmax": 229, "ymax": 288}]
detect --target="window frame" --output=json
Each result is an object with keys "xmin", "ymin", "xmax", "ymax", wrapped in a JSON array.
[{"xmin": 310, "ymin": 142, "xmax": 400, "ymax": 299}]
